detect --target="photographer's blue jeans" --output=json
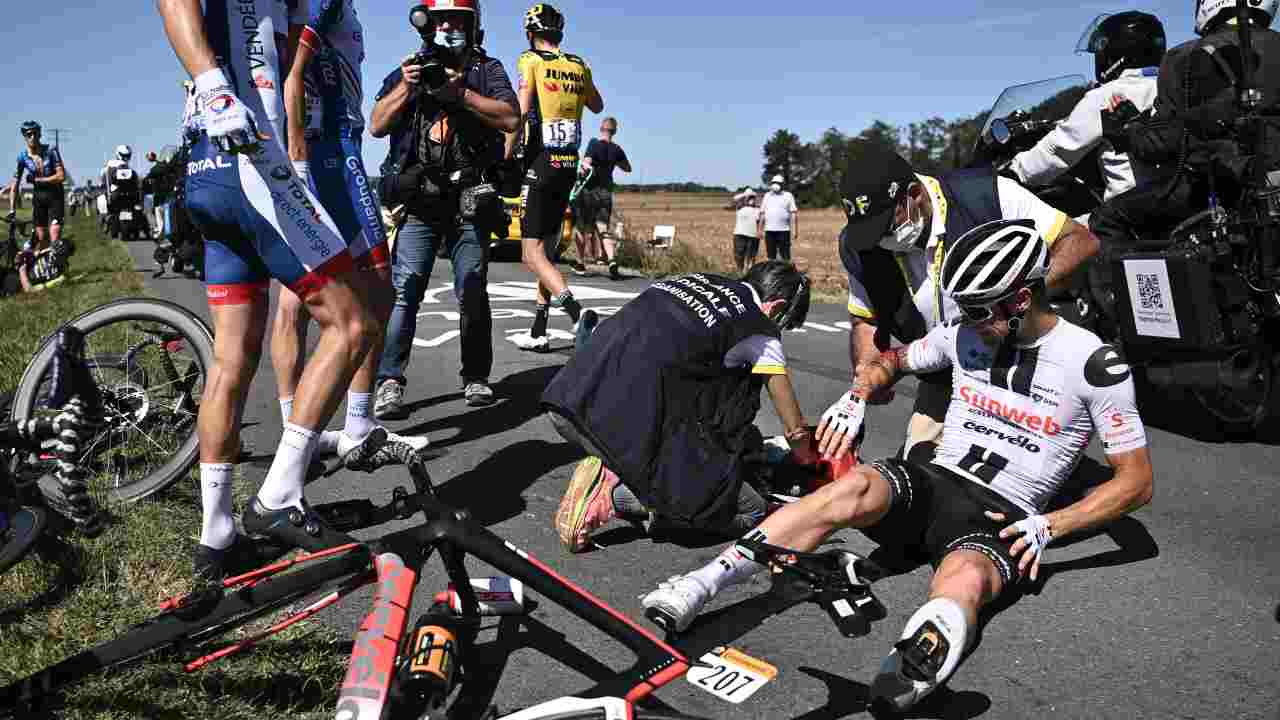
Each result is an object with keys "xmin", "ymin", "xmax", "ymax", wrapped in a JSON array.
[{"xmin": 378, "ymin": 215, "xmax": 492, "ymax": 386}]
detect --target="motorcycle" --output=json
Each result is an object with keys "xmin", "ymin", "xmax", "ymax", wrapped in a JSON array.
[
  {"xmin": 106, "ymin": 167, "xmax": 149, "ymax": 242},
  {"xmin": 973, "ymin": 63, "xmax": 1280, "ymax": 431}
]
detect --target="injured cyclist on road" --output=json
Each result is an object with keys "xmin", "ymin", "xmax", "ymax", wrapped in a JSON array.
[
  {"xmin": 641, "ymin": 220, "xmax": 1154, "ymax": 713},
  {"xmin": 541, "ymin": 261, "xmax": 819, "ymax": 553}
]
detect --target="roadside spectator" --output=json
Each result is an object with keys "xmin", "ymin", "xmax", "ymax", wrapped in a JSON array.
[
  {"xmin": 733, "ymin": 190, "xmax": 762, "ymax": 273},
  {"xmin": 760, "ymin": 173, "xmax": 798, "ymax": 261},
  {"xmin": 580, "ymin": 116, "xmax": 630, "ymax": 280}
]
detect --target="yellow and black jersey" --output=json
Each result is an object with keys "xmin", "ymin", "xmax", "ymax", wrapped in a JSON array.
[{"xmin": 517, "ymin": 48, "xmax": 596, "ymax": 156}]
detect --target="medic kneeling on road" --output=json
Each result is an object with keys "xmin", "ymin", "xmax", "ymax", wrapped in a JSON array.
[
  {"xmin": 541, "ymin": 261, "xmax": 819, "ymax": 553},
  {"xmin": 640, "ymin": 220, "xmax": 1154, "ymax": 713}
]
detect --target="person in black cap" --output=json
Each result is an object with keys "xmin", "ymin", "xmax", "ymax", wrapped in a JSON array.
[{"xmin": 815, "ymin": 146, "xmax": 1101, "ymax": 462}]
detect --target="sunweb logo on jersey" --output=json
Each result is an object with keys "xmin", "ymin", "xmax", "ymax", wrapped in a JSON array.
[{"xmin": 959, "ymin": 385, "xmax": 1062, "ymax": 435}]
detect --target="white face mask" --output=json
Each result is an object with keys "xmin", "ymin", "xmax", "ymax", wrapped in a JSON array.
[
  {"xmin": 770, "ymin": 183, "xmax": 781, "ymax": 193},
  {"xmin": 878, "ymin": 199, "xmax": 926, "ymax": 253}
]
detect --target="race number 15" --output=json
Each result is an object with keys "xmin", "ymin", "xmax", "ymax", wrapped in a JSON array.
[{"xmin": 686, "ymin": 647, "xmax": 777, "ymax": 704}]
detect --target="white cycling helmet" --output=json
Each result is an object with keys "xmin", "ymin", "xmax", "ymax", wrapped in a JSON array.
[
  {"xmin": 1196, "ymin": 0, "xmax": 1278, "ymax": 35},
  {"xmin": 115, "ymin": 144, "xmax": 132, "ymax": 162},
  {"xmin": 941, "ymin": 219, "xmax": 1049, "ymax": 306}
]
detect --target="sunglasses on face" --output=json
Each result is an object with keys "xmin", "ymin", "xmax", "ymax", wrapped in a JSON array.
[
  {"xmin": 957, "ymin": 292, "xmax": 1021, "ymax": 326},
  {"xmin": 21, "ymin": 131, "xmax": 38, "ymax": 138}
]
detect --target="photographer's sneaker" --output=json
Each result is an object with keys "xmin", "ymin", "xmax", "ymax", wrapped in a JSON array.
[
  {"xmin": 641, "ymin": 572, "xmax": 713, "ymax": 633},
  {"xmin": 374, "ymin": 379, "xmax": 408, "ymax": 420},
  {"xmin": 464, "ymin": 380, "xmax": 495, "ymax": 407}
]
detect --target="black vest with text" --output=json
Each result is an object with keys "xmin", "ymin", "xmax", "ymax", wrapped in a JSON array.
[
  {"xmin": 839, "ymin": 167, "xmax": 1001, "ymax": 344},
  {"xmin": 542, "ymin": 274, "xmax": 780, "ymax": 527}
]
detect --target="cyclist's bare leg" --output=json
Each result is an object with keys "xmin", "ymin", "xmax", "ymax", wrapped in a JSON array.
[
  {"xmin": 928, "ymin": 550, "xmax": 1003, "ymax": 627},
  {"xmin": 47, "ymin": 221, "xmax": 59, "ymax": 250},
  {"xmin": 347, "ymin": 265, "xmax": 393, "ymax": 398},
  {"xmin": 270, "ymin": 285, "xmax": 309, "ymax": 421},
  {"xmin": 521, "ymin": 235, "xmax": 569, "ymax": 298},
  {"xmin": 200, "ymin": 299, "xmax": 269, "ymax": 465}
]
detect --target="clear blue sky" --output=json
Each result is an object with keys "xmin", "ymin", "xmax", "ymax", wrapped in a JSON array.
[{"xmin": 2, "ymin": 1, "xmax": 1197, "ymax": 189}]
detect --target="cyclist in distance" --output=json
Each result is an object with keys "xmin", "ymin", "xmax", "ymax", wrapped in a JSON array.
[
  {"xmin": 271, "ymin": 0, "xmax": 428, "ymax": 458},
  {"xmin": 641, "ymin": 220, "xmax": 1154, "ymax": 713},
  {"xmin": 506, "ymin": 3, "xmax": 605, "ymax": 352},
  {"xmin": 9, "ymin": 121, "xmax": 67, "ymax": 253},
  {"xmin": 158, "ymin": 0, "xmax": 382, "ymax": 589}
]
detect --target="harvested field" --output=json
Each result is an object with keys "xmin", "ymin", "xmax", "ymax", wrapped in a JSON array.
[{"xmin": 610, "ymin": 192, "xmax": 848, "ymax": 300}]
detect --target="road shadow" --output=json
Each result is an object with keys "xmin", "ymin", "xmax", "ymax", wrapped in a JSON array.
[
  {"xmin": 395, "ymin": 365, "xmax": 562, "ymax": 450},
  {"xmin": 449, "ymin": 614, "xmax": 689, "ymax": 718},
  {"xmin": 788, "ymin": 667, "xmax": 991, "ymax": 720},
  {"xmin": 433, "ymin": 437, "xmax": 582, "ymax": 525}
]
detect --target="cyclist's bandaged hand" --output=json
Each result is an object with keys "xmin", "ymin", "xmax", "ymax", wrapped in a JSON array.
[
  {"xmin": 194, "ymin": 68, "xmax": 266, "ymax": 155},
  {"xmin": 817, "ymin": 391, "xmax": 865, "ymax": 458}
]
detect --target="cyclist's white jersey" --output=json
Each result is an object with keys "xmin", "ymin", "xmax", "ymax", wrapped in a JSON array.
[
  {"xmin": 905, "ymin": 318, "xmax": 1148, "ymax": 514},
  {"xmin": 300, "ymin": 0, "xmax": 365, "ymax": 137},
  {"xmin": 184, "ymin": 0, "xmax": 306, "ymax": 143}
]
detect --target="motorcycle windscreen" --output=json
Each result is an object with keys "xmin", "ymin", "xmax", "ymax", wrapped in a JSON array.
[
  {"xmin": 1075, "ymin": 14, "xmax": 1111, "ymax": 55},
  {"xmin": 977, "ymin": 74, "xmax": 1090, "ymax": 152}
]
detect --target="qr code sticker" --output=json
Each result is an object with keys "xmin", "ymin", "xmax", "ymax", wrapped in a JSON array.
[{"xmin": 1136, "ymin": 273, "xmax": 1164, "ymax": 310}]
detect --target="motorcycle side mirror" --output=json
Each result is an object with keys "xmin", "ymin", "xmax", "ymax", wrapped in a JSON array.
[{"xmin": 990, "ymin": 119, "xmax": 1012, "ymax": 145}]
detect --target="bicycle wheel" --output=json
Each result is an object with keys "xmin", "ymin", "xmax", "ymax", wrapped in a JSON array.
[
  {"xmin": 0, "ymin": 506, "xmax": 48, "ymax": 575},
  {"xmin": 10, "ymin": 298, "xmax": 214, "ymax": 504}
]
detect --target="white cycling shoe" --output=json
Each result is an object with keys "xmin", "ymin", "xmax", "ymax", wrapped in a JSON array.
[
  {"xmin": 640, "ymin": 572, "xmax": 713, "ymax": 633},
  {"xmin": 510, "ymin": 332, "xmax": 551, "ymax": 353},
  {"xmin": 319, "ymin": 427, "xmax": 429, "ymax": 458}
]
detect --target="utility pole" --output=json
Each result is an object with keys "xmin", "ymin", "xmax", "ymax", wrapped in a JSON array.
[{"xmin": 46, "ymin": 128, "xmax": 72, "ymax": 149}]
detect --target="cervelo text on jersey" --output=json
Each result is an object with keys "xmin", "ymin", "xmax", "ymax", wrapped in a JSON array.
[{"xmin": 907, "ymin": 318, "xmax": 1147, "ymax": 514}]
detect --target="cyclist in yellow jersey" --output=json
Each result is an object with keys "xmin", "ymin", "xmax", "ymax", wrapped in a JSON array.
[{"xmin": 506, "ymin": 3, "xmax": 604, "ymax": 353}]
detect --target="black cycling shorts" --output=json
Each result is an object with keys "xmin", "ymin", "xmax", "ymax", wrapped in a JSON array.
[
  {"xmin": 31, "ymin": 189, "xmax": 64, "ymax": 227},
  {"xmin": 521, "ymin": 151, "xmax": 577, "ymax": 241},
  {"xmin": 861, "ymin": 458, "xmax": 1029, "ymax": 589}
]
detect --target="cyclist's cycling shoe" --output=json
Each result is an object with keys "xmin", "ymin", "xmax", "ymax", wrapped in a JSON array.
[
  {"xmin": 183, "ymin": 534, "xmax": 290, "ymax": 612},
  {"xmin": 322, "ymin": 426, "xmax": 429, "ymax": 459},
  {"xmin": 640, "ymin": 572, "xmax": 713, "ymax": 633},
  {"xmin": 868, "ymin": 624, "xmax": 951, "ymax": 713},
  {"xmin": 241, "ymin": 498, "xmax": 357, "ymax": 553},
  {"xmin": 574, "ymin": 310, "xmax": 599, "ymax": 353},
  {"xmin": 554, "ymin": 456, "xmax": 618, "ymax": 553},
  {"xmin": 511, "ymin": 332, "xmax": 552, "ymax": 353}
]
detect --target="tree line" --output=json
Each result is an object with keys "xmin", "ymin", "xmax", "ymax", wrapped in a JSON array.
[{"xmin": 760, "ymin": 112, "xmax": 991, "ymax": 207}]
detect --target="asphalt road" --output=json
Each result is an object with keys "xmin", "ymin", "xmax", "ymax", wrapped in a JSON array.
[{"xmin": 128, "ymin": 241, "xmax": 1280, "ymax": 720}]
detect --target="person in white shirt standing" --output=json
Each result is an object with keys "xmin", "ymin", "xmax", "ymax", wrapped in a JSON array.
[
  {"xmin": 759, "ymin": 173, "xmax": 798, "ymax": 260},
  {"xmin": 1009, "ymin": 12, "xmax": 1165, "ymax": 203},
  {"xmin": 732, "ymin": 189, "xmax": 762, "ymax": 273}
]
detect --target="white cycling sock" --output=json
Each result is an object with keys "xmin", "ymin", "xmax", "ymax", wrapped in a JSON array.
[
  {"xmin": 279, "ymin": 396, "xmax": 293, "ymax": 425},
  {"xmin": 199, "ymin": 463, "xmax": 236, "ymax": 550},
  {"xmin": 688, "ymin": 528, "xmax": 769, "ymax": 596},
  {"xmin": 256, "ymin": 423, "xmax": 318, "ymax": 511},
  {"xmin": 343, "ymin": 391, "xmax": 374, "ymax": 442},
  {"xmin": 317, "ymin": 430, "xmax": 342, "ymax": 455}
]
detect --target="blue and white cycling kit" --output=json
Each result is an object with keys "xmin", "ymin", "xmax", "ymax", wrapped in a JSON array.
[
  {"xmin": 183, "ymin": 0, "xmax": 352, "ymax": 304},
  {"xmin": 300, "ymin": 0, "xmax": 387, "ymax": 269},
  {"xmin": 14, "ymin": 145, "xmax": 63, "ymax": 186}
]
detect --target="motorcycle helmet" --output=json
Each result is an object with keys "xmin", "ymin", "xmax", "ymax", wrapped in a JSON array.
[
  {"xmin": 116, "ymin": 145, "xmax": 132, "ymax": 162},
  {"xmin": 1076, "ymin": 12, "xmax": 1166, "ymax": 83},
  {"xmin": 411, "ymin": 0, "xmax": 484, "ymax": 50},
  {"xmin": 1196, "ymin": 0, "xmax": 1278, "ymax": 35},
  {"xmin": 941, "ymin": 219, "xmax": 1049, "ymax": 307},
  {"xmin": 20, "ymin": 121, "xmax": 40, "ymax": 138},
  {"xmin": 524, "ymin": 3, "xmax": 566, "ymax": 39}
]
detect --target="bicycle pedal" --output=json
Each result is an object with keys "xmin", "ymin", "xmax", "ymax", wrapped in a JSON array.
[{"xmin": 310, "ymin": 499, "xmax": 375, "ymax": 532}]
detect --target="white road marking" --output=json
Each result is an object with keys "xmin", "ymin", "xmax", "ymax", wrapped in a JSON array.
[
  {"xmin": 803, "ymin": 321, "xmax": 843, "ymax": 333},
  {"xmin": 420, "ymin": 281, "xmax": 639, "ymax": 304},
  {"xmin": 413, "ymin": 331, "xmax": 461, "ymax": 348}
]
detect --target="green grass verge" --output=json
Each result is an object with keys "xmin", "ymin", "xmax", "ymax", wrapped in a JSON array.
[{"xmin": 0, "ymin": 211, "xmax": 348, "ymax": 718}]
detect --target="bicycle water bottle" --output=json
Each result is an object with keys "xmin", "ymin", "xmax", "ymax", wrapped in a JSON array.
[{"xmin": 398, "ymin": 605, "xmax": 461, "ymax": 707}]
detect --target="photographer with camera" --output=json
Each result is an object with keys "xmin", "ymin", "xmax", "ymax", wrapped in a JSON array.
[{"xmin": 370, "ymin": 0, "xmax": 519, "ymax": 418}]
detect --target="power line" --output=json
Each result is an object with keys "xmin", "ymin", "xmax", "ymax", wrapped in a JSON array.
[{"xmin": 44, "ymin": 128, "xmax": 73, "ymax": 149}]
